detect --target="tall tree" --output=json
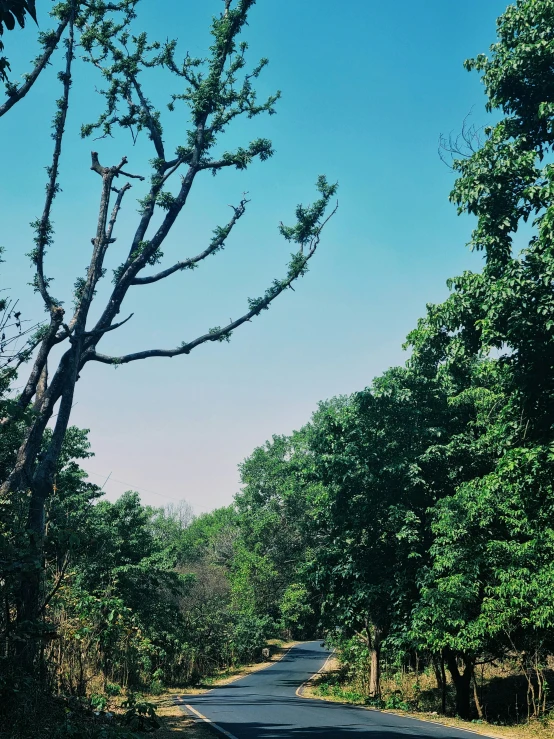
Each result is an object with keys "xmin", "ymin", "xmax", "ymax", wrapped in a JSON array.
[
  {"xmin": 424, "ymin": 0, "xmax": 554, "ymax": 440},
  {"xmin": 235, "ymin": 430, "xmax": 317, "ymax": 632},
  {"xmin": 0, "ymin": 0, "xmax": 336, "ymax": 659},
  {"xmin": 404, "ymin": 0, "xmax": 554, "ymax": 716}
]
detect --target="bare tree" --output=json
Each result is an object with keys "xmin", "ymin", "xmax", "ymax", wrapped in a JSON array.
[
  {"xmin": 438, "ymin": 109, "xmax": 485, "ymax": 169},
  {"xmin": 1, "ymin": 0, "xmax": 337, "ymax": 642},
  {"xmin": 165, "ymin": 500, "xmax": 195, "ymax": 530}
]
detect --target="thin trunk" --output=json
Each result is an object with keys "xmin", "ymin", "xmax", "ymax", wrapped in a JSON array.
[
  {"xmin": 472, "ymin": 668, "xmax": 484, "ymax": 719},
  {"xmin": 440, "ymin": 653, "xmax": 447, "ymax": 714},
  {"xmin": 432, "ymin": 652, "xmax": 447, "ymax": 714},
  {"xmin": 369, "ymin": 626, "xmax": 383, "ymax": 698}
]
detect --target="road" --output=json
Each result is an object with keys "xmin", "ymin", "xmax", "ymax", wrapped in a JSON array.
[{"xmin": 180, "ymin": 641, "xmax": 481, "ymax": 739}]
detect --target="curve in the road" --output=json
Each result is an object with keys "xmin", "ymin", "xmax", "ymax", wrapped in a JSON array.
[{"xmin": 180, "ymin": 641, "xmax": 490, "ymax": 739}]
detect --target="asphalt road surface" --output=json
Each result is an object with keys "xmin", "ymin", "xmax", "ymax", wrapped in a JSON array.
[{"xmin": 181, "ymin": 641, "xmax": 482, "ymax": 739}]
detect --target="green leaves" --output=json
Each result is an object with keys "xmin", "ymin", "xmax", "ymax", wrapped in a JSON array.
[
  {"xmin": 0, "ymin": 0, "xmax": 36, "ymax": 34},
  {"xmin": 279, "ymin": 175, "xmax": 338, "ymax": 248},
  {"xmin": 0, "ymin": 0, "xmax": 37, "ymax": 81}
]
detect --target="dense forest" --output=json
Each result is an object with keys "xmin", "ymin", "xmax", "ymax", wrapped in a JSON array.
[{"xmin": 3, "ymin": 0, "xmax": 554, "ymax": 736}]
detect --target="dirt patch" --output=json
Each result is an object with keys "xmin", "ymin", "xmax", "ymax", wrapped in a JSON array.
[{"xmin": 154, "ymin": 696, "xmax": 213, "ymax": 738}]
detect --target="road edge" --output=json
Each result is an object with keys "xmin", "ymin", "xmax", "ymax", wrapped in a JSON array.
[
  {"xmin": 295, "ymin": 648, "xmax": 336, "ymax": 698},
  {"xmin": 184, "ymin": 704, "xmax": 240, "ymax": 739},
  {"xmin": 177, "ymin": 643, "xmax": 298, "ymax": 737},
  {"xmin": 295, "ymin": 650, "xmax": 502, "ymax": 739}
]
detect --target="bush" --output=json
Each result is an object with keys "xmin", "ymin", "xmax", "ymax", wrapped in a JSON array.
[
  {"xmin": 90, "ymin": 694, "xmax": 108, "ymax": 711},
  {"xmin": 121, "ymin": 692, "xmax": 160, "ymax": 733}
]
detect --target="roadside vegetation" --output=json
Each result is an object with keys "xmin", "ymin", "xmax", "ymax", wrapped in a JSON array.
[{"xmin": 3, "ymin": 0, "xmax": 554, "ymax": 737}]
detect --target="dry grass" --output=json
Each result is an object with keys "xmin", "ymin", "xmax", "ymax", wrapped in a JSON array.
[{"xmin": 153, "ymin": 696, "xmax": 213, "ymax": 738}]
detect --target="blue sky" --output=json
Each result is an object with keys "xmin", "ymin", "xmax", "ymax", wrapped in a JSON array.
[{"xmin": 1, "ymin": 0, "xmax": 508, "ymax": 511}]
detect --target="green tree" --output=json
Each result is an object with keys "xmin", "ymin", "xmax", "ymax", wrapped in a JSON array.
[
  {"xmin": 423, "ymin": 0, "xmax": 554, "ymax": 440},
  {"xmin": 413, "ymin": 444, "xmax": 554, "ymax": 719},
  {"xmin": 403, "ymin": 0, "xmax": 554, "ymax": 716},
  {"xmin": 235, "ymin": 430, "xmax": 317, "ymax": 632}
]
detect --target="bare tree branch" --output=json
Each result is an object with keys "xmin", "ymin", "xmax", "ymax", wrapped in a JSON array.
[
  {"xmin": 131, "ymin": 197, "xmax": 249, "ymax": 285},
  {"xmin": 88, "ymin": 202, "xmax": 338, "ymax": 366},
  {"xmin": 439, "ymin": 108, "xmax": 485, "ymax": 169},
  {"xmin": 38, "ymin": 553, "xmax": 70, "ymax": 616},
  {"xmin": 31, "ymin": 6, "xmax": 75, "ymax": 312},
  {"xmin": 130, "ymin": 73, "xmax": 165, "ymax": 159},
  {"xmin": 69, "ymin": 153, "xmax": 133, "ymax": 333},
  {"xmin": 105, "ymin": 181, "xmax": 131, "ymax": 242},
  {"xmin": 0, "ymin": 17, "xmax": 68, "ymax": 118},
  {"xmin": 84, "ymin": 1, "xmax": 258, "ymax": 343},
  {"xmin": 85, "ymin": 312, "xmax": 133, "ymax": 336},
  {"xmin": 7, "ymin": 306, "xmax": 64, "ymax": 417}
]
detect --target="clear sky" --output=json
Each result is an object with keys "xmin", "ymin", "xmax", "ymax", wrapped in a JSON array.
[{"xmin": 1, "ymin": 0, "xmax": 508, "ymax": 512}]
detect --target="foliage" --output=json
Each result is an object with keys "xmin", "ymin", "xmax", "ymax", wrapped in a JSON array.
[
  {"xmin": 4, "ymin": 0, "xmax": 554, "ymax": 733},
  {"xmin": 0, "ymin": 0, "xmax": 36, "ymax": 81}
]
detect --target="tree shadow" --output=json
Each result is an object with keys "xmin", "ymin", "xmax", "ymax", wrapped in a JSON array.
[{"xmin": 183, "ymin": 694, "xmax": 484, "ymax": 739}]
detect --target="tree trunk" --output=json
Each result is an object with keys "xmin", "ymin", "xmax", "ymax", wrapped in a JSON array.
[
  {"xmin": 472, "ymin": 668, "xmax": 484, "ymax": 719},
  {"xmin": 369, "ymin": 626, "xmax": 383, "ymax": 698},
  {"xmin": 432, "ymin": 653, "xmax": 443, "ymax": 690},
  {"xmin": 6, "ymin": 347, "xmax": 79, "ymax": 671},
  {"xmin": 440, "ymin": 652, "xmax": 447, "ymax": 715},
  {"xmin": 432, "ymin": 652, "xmax": 447, "ymax": 713},
  {"xmin": 445, "ymin": 650, "xmax": 474, "ymax": 719}
]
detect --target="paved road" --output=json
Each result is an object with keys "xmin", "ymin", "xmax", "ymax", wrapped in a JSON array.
[{"xmin": 181, "ymin": 641, "xmax": 481, "ymax": 739}]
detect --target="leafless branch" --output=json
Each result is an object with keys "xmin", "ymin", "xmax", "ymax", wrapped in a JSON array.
[
  {"xmin": 439, "ymin": 108, "xmax": 485, "ymax": 169},
  {"xmin": 85, "ymin": 313, "xmax": 134, "ymax": 336},
  {"xmin": 69, "ymin": 153, "xmax": 132, "ymax": 333},
  {"xmin": 34, "ymin": 6, "xmax": 76, "ymax": 311},
  {"xmin": 0, "ymin": 18, "xmax": 69, "ymax": 118},
  {"xmin": 88, "ymin": 202, "xmax": 338, "ymax": 366},
  {"xmin": 106, "ymin": 182, "xmax": 131, "ymax": 243},
  {"xmin": 131, "ymin": 197, "xmax": 249, "ymax": 285},
  {"xmin": 38, "ymin": 553, "xmax": 70, "ymax": 616},
  {"xmin": 2, "ymin": 306, "xmax": 64, "ymax": 419},
  {"xmin": 130, "ymin": 73, "xmax": 165, "ymax": 159}
]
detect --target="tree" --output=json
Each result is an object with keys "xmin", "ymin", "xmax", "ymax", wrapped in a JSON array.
[
  {"xmin": 402, "ymin": 1, "xmax": 554, "ymax": 716},
  {"xmin": 235, "ymin": 430, "xmax": 317, "ymax": 631},
  {"xmin": 0, "ymin": 0, "xmax": 337, "ymax": 658},
  {"xmin": 305, "ymin": 372, "xmax": 451, "ymax": 698},
  {"xmin": 422, "ymin": 0, "xmax": 554, "ymax": 441},
  {"xmin": 0, "ymin": 425, "xmax": 101, "ymax": 678},
  {"xmin": 413, "ymin": 444, "xmax": 554, "ymax": 720}
]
